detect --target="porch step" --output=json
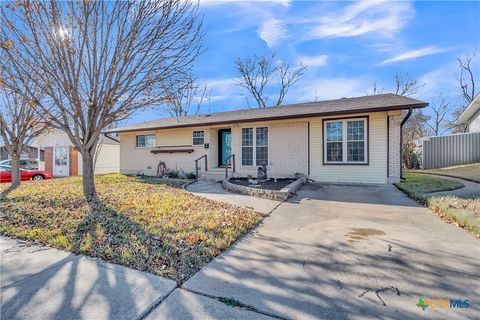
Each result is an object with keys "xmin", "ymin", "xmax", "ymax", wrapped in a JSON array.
[{"xmin": 198, "ymin": 167, "xmax": 228, "ymax": 182}]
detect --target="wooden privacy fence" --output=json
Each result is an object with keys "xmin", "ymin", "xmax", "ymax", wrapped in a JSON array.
[{"xmin": 421, "ymin": 132, "xmax": 480, "ymax": 169}]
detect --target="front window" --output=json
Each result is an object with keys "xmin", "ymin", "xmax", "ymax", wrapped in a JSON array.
[
  {"xmin": 242, "ymin": 127, "xmax": 268, "ymax": 166},
  {"xmin": 324, "ymin": 118, "xmax": 367, "ymax": 164},
  {"xmin": 193, "ymin": 130, "xmax": 205, "ymax": 146},
  {"xmin": 136, "ymin": 134, "xmax": 156, "ymax": 148},
  {"xmin": 256, "ymin": 127, "xmax": 268, "ymax": 166},
  {"xmin": 241, "ymin": 128, "xmax": 253, "ymax": 166}
]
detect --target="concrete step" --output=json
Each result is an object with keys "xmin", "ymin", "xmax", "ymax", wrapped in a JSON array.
[{"xmin": 199, "ymin": 173, "xmax": 226, "ymax": 182}]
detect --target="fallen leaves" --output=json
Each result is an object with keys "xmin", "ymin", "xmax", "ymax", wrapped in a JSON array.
[{"xmin": 0, "ymin": 174, "xmax": 262, "ymax": 283}]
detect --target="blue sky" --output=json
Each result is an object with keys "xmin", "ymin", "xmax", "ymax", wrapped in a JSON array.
[{"xmin": 130, "ymin": 0, "xmax": 480, "ymax": 124}]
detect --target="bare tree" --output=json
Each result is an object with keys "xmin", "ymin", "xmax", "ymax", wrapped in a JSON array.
[
  {"xmin": 394, "ymin": 70, "xmax": 424, "ymax": 97},
  {"xmin": 0, "ymin": 82, "xmax": 46, "ymax": 188},
  {"xmin": 371, "ymin": 81, "xmax": 384, "ymax": 95},
  {"xmin": 162, "ymin": 77, "xmax": 207, "ymax": 117},
  {"xmin": 456, "ymin": 49, "xmax": 477, "ymax": 104},
  {"xmin": 451, "ymin": 49, "xmax": 479, "ymax": 132},
  {"xmin": 1, "ymin": 0, "xmax": 202, "ymax": 200},
  {"xmin": 235, "ymin": 54, "xmax": 307, "ymax": 108},
  {"xmin": 370, "ymin": 70, "xmax": 423, "ymax": 97},
  {"xmin": 422, "ymin": 95, "xmax": 451, "ymax": 136},
  {"xmin": 403, "ymin": 110, "xmax": 430, "ymax": 142}
]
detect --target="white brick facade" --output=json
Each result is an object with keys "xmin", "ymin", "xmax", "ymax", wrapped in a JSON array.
[{"xmin": 388, "ymin": 114, "xmax": 402, "ymax": 183}]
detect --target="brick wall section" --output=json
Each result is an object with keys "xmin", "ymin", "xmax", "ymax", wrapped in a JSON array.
[
  {"xmin": 69, "ymin": 146, "xmax": 78, "ymax": 176},
  {"xmin": 268, "ymin": 122, "xmax": 309, "ymax": 176},
  {"xmin": 388, "ymin": 115, "xmax": 402, "ymax": 181},
  {"xmin": 44, "ymin": 147, "xmax": 53, "ymax": 174}
]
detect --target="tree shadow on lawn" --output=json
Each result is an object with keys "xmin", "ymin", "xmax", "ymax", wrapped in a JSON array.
[
  {"xmin": 0, "ymin": 196, "xmax": 252, "ymax": 319},
  {"xmin": 71, "ymin": 199, "xmax": 208, "ymax": 284},
  {"xmin": 0, "ymin": 185, "xmax": 17, "ymax": 200}
]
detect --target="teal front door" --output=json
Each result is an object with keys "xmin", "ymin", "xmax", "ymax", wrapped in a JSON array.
[{"xmin": 220, "ymin": 130, "xmax": 232, "ymax": 166}]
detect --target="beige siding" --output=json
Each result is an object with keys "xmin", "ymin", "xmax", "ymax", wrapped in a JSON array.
[
  {"xmin": 310, "ymin": 112, "xmax": 389, "ymax": 184},
  {"xmin": 78, "ymin": 144, "xmax": 120, "ymax": 175},
  {"xmin": 118, "ymin": 111, "xmax": 399, "ymax": 183},
  {"xmin": 119, "ymin": 128, "xmax": 210, "ymax": 176}
]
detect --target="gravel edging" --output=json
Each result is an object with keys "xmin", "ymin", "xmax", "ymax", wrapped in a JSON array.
[{"xmin": 222, "ymin": 176, "xmax": 307, "ymax": 200}]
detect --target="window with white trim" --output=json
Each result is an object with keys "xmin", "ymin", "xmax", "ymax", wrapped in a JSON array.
[
  {"xmin": 192, "ymin": 130, "xmax": 205, "ymax": 146},
  {"xmin": 241, "ymin": 128, "xmax": 253, "ymax": 166},
  {"xmin": 136, "ymin": 134, "xmax": 156, "ymax": 148},
  {"xmin": 324, "ymin": 118, "xmax": 367, "ymax": 164},
  {"xmin": 242, "ymin": 127, "xmax": 268, "ymax": 166}
]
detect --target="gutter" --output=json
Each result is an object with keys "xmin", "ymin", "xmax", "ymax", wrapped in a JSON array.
[
  {"xmin": 104, "ymin": 133, "xmax": 120, "ymax": 143},
  {"xmin": 104, "ymin": 103, "xmax": 428, "ymax": 134},
  {"xmin": 399, "ymin": 107, "xmax": 413, "ymax": 180}
]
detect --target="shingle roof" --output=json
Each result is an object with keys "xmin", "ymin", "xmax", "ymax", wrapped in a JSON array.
[{"xmin": 106, "ymin": 93, "xmax": 427, "ymax": 133}]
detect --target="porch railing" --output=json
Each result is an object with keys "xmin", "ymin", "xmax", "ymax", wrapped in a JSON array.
[
  {"xmin": 224, "ymin": 154, "xmax": 235, "ymax": 179},
  {"xmin": 194, "ymin": 155, "xmax": 207, "ymax": 180}
]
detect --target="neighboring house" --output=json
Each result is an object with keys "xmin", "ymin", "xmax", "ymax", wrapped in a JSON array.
[
  {"xmin": 457, "ymin": 94, "xmax": 480, "ymax": 132},
  {"xmin": 0, "ymin": 144, "xmax": 44, "ymax": 162},
  {"xmin": 105, "ymin": 94, "xmax": 427, "ymax": 184},
  {"xmin": 33, "ymin": 130, "xmax": 120, "ymax": 177}
]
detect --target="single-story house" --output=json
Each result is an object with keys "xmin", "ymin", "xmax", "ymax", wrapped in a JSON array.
[
  {"xmin": 0, "ymin": 144, "xmax": 44, "ymax": 162},
  {"xmin": 33, "ymin": 130, "xmax": 120, "ymax": 177},
  {"xmin": 105, "ymin": 93, "xmax": 427, "ymax": 184},
  {"xmin": 457, "ymin": 94, "xmax": 480, "ymax": 132}
]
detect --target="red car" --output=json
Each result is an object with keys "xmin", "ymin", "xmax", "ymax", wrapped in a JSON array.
[{"xmin": 0, "ymin": 165, "xmax": 53, "ymax": 183}]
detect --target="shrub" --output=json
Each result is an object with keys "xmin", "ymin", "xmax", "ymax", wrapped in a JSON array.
[{"xmin": 168, "ymin": 170, "xmax": 179, "ymax": 179}]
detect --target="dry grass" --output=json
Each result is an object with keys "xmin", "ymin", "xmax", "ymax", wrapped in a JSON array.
[
  {"xmin": 396, "ymin": 173, "xmax": 479, "ymax": 237},
  {"xmin": 395, "ymin": 172, "xmax": 464, "ymax": 201},
  {"xmin": 428, "ymin": 196, "xmax": 480, "ymax": 237},
  {"xmin": 0, "ymin": 174, "xmax": 262, "ymax": 283},
  {"xmin": 424, "ymin": 163, "xmax": 480, "ymax": 183}
]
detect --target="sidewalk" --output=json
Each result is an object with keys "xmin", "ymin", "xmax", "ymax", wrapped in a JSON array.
[
  {"xmin": 424, "ymin": 174, "xmax": 480, "ymax": 197},
  {"xmin": 1, "ymin": 236, "xmax": 278, "ymax": 320},
  {"xmin": 186, "ymin": 180, "xmax": 282, "ymax": 215}
]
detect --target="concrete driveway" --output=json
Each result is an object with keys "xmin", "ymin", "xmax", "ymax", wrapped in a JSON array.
[{"xmin": 183, "ymin": 183, "xmax": 480, "ymax": 319}]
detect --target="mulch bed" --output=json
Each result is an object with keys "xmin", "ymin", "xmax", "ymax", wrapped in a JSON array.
[{"xmin": 229, "ymin": 178, "xmax": 295, "ymax": 190}]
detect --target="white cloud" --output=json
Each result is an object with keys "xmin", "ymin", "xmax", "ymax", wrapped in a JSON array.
[
  {"xmin": 307, "ymin": 0, "xmax": 414, "ymax": 39},
  {"xmin": 298, "ymin": 55, "xmax": 328, "ymax": 67},
  {"xmin": 291, "ymin": 77, "xmax": 371, "ymax": 102},
  {"xmin": 381, "ymin": 46, "xmax": 447, "ymax": 65},
  {"xmin": 258, "ymin": 18, "xmax": 287, "ymax": 48},
  {"xmin": 418, "ymin": 65, "xmax": 459, "ymax": 97}
]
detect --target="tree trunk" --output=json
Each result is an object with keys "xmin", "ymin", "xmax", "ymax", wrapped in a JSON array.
[
  {"xmin": 82, "ymin": 152, "xmax": 96, "ymax": 201},
  {"xmin": 11, "ymin": 153, "xmax": 21, "ymax": 188}
]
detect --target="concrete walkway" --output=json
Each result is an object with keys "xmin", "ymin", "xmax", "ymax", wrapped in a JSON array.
[
  {"xmin": 186, "ymin": 180, "xmax": 282, "ymax": 215},
  {"xmin": 1, "ymin": 236, "xmax": 177, "ymax": 320},
  {"xmin": 424, "ymin": 174, "xmax": 480, "ymax": 197},
  {"xmin": 183, "ymin": 183, "xmax": 480, "ymax": 319},
  {"xmin": 1, "ymin": 236, "xmax": 276, "ymax": 320}
]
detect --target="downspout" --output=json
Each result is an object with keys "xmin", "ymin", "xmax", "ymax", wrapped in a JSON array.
[{"xmin": 399, "ymin": 107, "xmax": 413, "ymax": 180}]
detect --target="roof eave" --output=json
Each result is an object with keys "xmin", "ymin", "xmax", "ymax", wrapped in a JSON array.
[
  {"xmin": 105, "ymin": 102, "xmax": 428, "ymax": 134},
  {"xmin": 456, "ymin": 94, "xmax": 480, "ymax": 124}
]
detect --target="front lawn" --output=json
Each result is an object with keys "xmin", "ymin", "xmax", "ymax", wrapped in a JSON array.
[
  {"xmin": 0, "ymin": 174, "xmax": 262, "ymax": 283},
  {"xmin": 395, "ymin": 172, "xmax": 464, "ymax": 200},
  {"xmin": 424, "ymin": 163, "xmax": 480, "ymax": 183},
  {"xmin": 396, "ymin": 173, "xmax": 479, "ymax": 237}
]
